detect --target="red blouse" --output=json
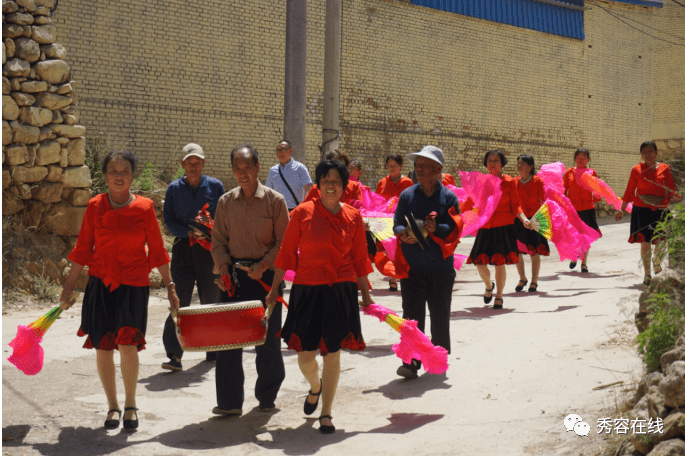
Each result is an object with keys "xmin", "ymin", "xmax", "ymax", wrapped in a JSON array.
[
  {"xmin": 515, "ymin": 175, "xmax": 546, "ymax": 218},
  {"xmin": 275, "ymin": 199, "xmax": 373, "ymax": 286},
  {"xmin": 564, "ymin": 167, "xmax": 601, "ymax": 211},
  {"xmin": 375, "ymin": 175, "xmax": 414, "ymax": 200},
  {"xmin": 461, "ymin": 174, "xmax": 523, "ymax": 229},
  {"xmin": 621, "ymin": 163, "xmax": 676, "ymax": 209},
  {"xmin": 441, "ymin": 173, "xmax": 456, "ymax": 186},
  {"xmin": 68, "ymin": 193, "xmax": 170, "ymax": 290},
  {"xmin": 303, "ymin": 180, "xmax": 363, "ymax": 205}
]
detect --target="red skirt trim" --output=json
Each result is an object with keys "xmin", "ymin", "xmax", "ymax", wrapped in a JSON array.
[
  {"xmin": 284, "ymin": 332, "xmax": 365, "ymax": 355},
  {"xmin": 521, "ymin": 244, "xmax": 551, "ymax": 256},
  {"xmin": 628, "ymin": 232, "xmax": 660, "ymax": 245},
  {"xmin": 467, "ymin": 251, "xmax": 519, "ymax": 266},
  {"xmin": 77, "ymin": 326, "xmax": 146, "ymax": 352}
]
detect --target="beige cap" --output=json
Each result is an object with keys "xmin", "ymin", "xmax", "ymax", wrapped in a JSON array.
[{"xmin": 182, "ymin": 143, "xmax": 205, "ymax": 161}]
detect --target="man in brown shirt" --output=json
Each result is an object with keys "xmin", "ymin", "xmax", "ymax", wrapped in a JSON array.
[{"xmin": 210, "ymin": 144, "xmax": 289, "ymax": 415}]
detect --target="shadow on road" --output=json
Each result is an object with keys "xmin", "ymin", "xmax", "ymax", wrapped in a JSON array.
[
  {"xmin": 451, "ymin": 306, "xmax": 515, "ymax": 320},
  {"xmin": 139, "ymin": 361, "xmax": 214, "ymax": 392},
  {"xmin": 361, "ymin": 373, "xmax": 450, "ymax": 400}
]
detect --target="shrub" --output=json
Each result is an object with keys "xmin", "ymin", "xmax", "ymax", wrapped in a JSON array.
[
  {"xmin": 636, "ymin": 293, "xmax": 684, "ymax": 371},
  {"xmin": 132, "ymin": 161, "xmax": 157, "ymax": 192}
]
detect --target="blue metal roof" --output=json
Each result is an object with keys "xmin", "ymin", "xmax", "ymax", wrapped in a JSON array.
[
  {"xmin": 609, "ymin": 0, "xmax": 663, "ymax": 7},
  {"xmin": 411, "ymin": 0, "xmax": 585, "ymax": 39}
]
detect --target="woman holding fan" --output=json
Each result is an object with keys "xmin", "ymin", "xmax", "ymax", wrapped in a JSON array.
[
  {"xmin": 463, "ymin": 150, "xmax": 530, "ymax": 309},
  {"xmin": 563, "ymin": 148, "xmax": 601, "ymax": 273},
  {"xmin": 60, "ymin": 150, "xmax": 179, "ymax": 431},
  {"xmin": 513, "ymin": 155, "xmax": 550, "ymax": 293},
  {"xmin": 615, "ymin": 141, "xmax": 677, "ymax": 285}
]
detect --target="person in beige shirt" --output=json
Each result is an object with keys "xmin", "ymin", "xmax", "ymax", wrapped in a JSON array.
[{"xmin": 210, "ymin": 143, "xmax": 289, "ymax": 415}]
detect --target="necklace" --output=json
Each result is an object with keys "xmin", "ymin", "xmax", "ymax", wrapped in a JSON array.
[
  {"xmin": 109, "ymin": 192, "xmax": 133, "ymax": 209},
  {"xmin": 520, "ymin": 175, "xmax": 533, "ymax": 184}
]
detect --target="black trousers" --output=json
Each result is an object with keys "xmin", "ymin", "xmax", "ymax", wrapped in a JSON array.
[
  {"xmin": 215, "ymin": 267, "xmax": 285, "ymax": 410},
  {"xmin": 400, "ymin": 269, "xmax": 456, "ymax": 357},
  {"xmin": 162, "ymin": 239, "xmax": 221, "ymax": 360}
]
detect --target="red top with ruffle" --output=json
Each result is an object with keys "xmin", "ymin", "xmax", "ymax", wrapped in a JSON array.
[
  {"xmin": 375, "ymin": 175, "xmax": 414, "ymax": 200},
  {"xmin": 275, "ymin": 199, "xmax": 373, "ymax": 285},
  {"xmin": 621, "ymin": 163, "xmax": 676, "ymax": 209},
  {"xmin": 564, "ymin": 167, "xmax": 601, "ymax": 211},
  {"xmin": 515, "ymin": 175, "xmax": 545, "ymax": 218},
  {"xmin": 68, "ymin": 193, "xmax": 170, "ymax": 290},
  {"xmin": 461, "ymin": 174, "xmax": 523, "ymax": 229}
]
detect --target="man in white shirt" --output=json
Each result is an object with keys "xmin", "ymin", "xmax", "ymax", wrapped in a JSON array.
[{"xmin": 264, "ymin": 140, "xmax": 313, "ymax": 211}]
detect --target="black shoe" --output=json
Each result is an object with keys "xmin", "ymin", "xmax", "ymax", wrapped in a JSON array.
[
  {"xmin": 319, "ymin": 415, "xmax": 335, "ymax": 434},
  {"xmin": 162, "ymin": 358, "xmax": 182, "ymax": 371},
  {"xmin": 123, "ymin": 407, "xmax": 138, "ymax": 431},
  {"xmin": 569, "ymin": 261, "xmax": 577, "ymax": 269},
  {"xmin": 515, "ymin": 279, "xmax": 528, "ymax": 292},
  {"xmin": 643, "ymin": 275, "xmax": 651, "ymax": 286},
  {"xmin": 259, "ymin": 403, "xmax": 276, "ymax": 412},
  {"xmin": 580, "ymin": 264, "xmax": 588, "ymax": 273},
  {"xmin": 205, "ymin": 352, "xmax": 217, "ymax": 363},
  {"xmin": 396, "ymin": 361, "xmax": 419, "ymax": 379},
  {"xmin": 304, "ymin": 379, "xmax": 322, "ymax": 415},
  {"xmin": 527, "ymin": 282, "xmax": 538, "ymax": 293},
  {"xmin": 104, "ymin": 409, "xmax": 121, "ymax": 429},
  {"xmin": 493, "ymin": 298, "xmax": 503, "ymax": 310},
  {"xmin": 484, "ymin": 282, "xmax": 495, "ymax": 304},
  {"xmin": 388, "ymin": 284, "xmax": 398, "ymax": 292}
]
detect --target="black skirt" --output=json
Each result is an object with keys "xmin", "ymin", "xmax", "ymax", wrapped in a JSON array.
[
  {"xmin": 577, "ymin": 208, "xmax": 602, "ymax": 236},
  {"xmin": 514, "ymin": 218, "xmax": 550, "ymax": 256},
  {"xmin": 467, "ymin": 224, "xmax": 519, "ymax": 266},
  {"xmin": 629, "ymin": 206, "xmax": 668, "ymax": 244},
  {"xmin": 280, "ymin": 282, "xmax": 365, "ymax": 355},
  {"xmin": 77, "ymin": 276, "xmax": 149, "ymax": 351}
]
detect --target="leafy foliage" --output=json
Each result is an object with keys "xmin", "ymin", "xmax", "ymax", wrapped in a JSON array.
[{"xmin": 636, "ymin": 293, "xmax": 684, "ymax": 371}]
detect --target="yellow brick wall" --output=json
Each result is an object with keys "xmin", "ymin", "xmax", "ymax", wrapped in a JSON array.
[
  {"xmin": 650, "ymin": 0, "xmax": 685, "ymax": 142},
  {"xmin": 53, "ymin": 0, "xmax": 683, "ymax": 193}
]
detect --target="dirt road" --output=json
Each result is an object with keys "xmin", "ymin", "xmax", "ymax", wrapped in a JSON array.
[{"xmin": 2, "ymin": 221, "xmax": 646, "ymax": 456}]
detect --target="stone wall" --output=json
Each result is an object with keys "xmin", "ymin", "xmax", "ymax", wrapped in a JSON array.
[
  {"xmin": 49, "ymin": 0, "xmax": 684, "ymax": 194},
  {"xmin": 2, "ymin": 0, "xmax": 90, "ymax": 236}
]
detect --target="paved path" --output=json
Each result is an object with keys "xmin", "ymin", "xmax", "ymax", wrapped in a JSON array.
[{"xmin": 2, "ymin": 220, "xmax": 647, "ymax": 455}]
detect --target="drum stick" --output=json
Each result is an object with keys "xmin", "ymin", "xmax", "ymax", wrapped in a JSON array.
[{"xmin": 234, "ymin": 265, "xmax": 289, "ymax": 308}]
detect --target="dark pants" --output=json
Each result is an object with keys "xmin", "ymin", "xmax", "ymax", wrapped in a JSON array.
[
  {"xmin": 215, "ymin": 267, "xmax": 285, "ymax": 410},
  {"xmin": 400, "ymin": 269, "xmax": 456, "ymax": 359},
  {"xmin": 162, "ymin": 239, "xmax": 221, "ymax": 360}
]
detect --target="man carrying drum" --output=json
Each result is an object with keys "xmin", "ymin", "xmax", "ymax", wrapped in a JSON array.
[
  {"xmin": 210, "ymin": 143, "xmax": 289, "ymax": 415},
  {"xmin": 162, "ymin": 143, "xmax": 225, "ymax": 371}
]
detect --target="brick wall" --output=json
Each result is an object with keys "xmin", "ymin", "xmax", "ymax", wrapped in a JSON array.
[{"xmin": 52, "ymin": 0, "xmax": 684, "ymax": 193}]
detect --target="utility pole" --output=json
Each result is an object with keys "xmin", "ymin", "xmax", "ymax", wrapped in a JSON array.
[
  {"xmin": 284, "ymin": 0, "xmax": 307, "ymax": 163},
  {"xmin": 321, "ymin": 0, "xmax": 341, "ymax": 158}
]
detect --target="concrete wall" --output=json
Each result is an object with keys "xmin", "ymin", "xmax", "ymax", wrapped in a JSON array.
[{"xmin": 52, "ymin": 0, "xmax": 684, "ymax": 191}]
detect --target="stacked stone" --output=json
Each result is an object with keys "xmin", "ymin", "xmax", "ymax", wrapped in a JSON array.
[
  {"xmin": 622, "ymin": 272, "xmax": 686, "ymax": 456},
  {"xmin": 2, "ymin": 0, "xmax": 90, "ymax": 238}
]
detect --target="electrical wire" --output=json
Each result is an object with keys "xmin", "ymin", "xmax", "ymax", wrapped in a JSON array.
[
  {"xmin": 608, "ymin": 7, "xmax": 685, "ymax": 39},
  {"xmin": 670, "ymin": 0, "xmax": 684, "ymax": 7},
  {"xmin": 588, "ymin": 0, "xmax": 685, "ymax": 46}
]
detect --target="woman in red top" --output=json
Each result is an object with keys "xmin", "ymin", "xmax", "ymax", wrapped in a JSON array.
[
  {"xmin": 303, "ymin": 150, "xmax": 363, "ymax": 205},
  {"xmin": 563, "ymin": 148, "xmax": 602, "ymax": 273},
  {"xmin": 348, "ymin": 159, "xmax": 370, "ymax": 191},
  {"xmin": 513, "ymin": 155, "xmax": 550, "ymax": 293},
  {"xmin": 376, "ymin": 154, "xmax": 414, "ymax": 200},
  {"xmin": 60, "ymin": 151, "xmax": 179, "ymax": 431},
  {"xmin": 463, "ymin": 150, "xmax": 530, "ymax": 309},
  {"xmin": 265, "ymin": 160, "xmax": 373, "ymax": 434},
  {"xmin": 615, "ymin": 141, "xmax": 677, "ymax": 285},
  {"xmin": 376, "ymin": 154, "xmax": 414, "ymax": 291}
]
